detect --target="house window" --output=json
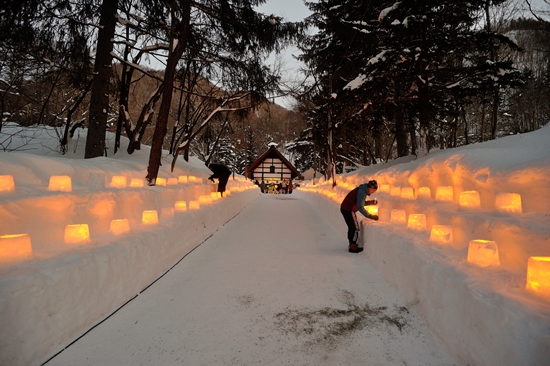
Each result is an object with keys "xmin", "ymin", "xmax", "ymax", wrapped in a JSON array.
[{"xmin": 270, "ymin": 165, "xmax": 275, "ymax": 173}]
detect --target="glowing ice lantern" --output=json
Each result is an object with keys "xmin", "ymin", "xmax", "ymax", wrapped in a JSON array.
[
  {"xmin": 401, "ymin": 187, "xmax": 415, "ymax": 200},
  {"xmin": 379, "ymin": 184, "xmax": 390, "ymax": 193},
  {"xmin": 467, "ymin": 240, "xmax": 500, "ymax": 267},
  {"xmin": 429, "ymin": 225, "xmax": 453, "ymax": 245},
  {"xmin": 418, "ymin": 187, "xmax": 431, "ymax": 199},
  {"xmin": 142, "ymin": 210, "xmax": 159, "ymax": 225},
  {"xmin": 189, "ymin": 201, "xmax": 200, "ymax": 210},
  {"xmin": 175, "ymin": 201, "xmax": 187, "ymax": 212},
  {"xmin": 48, "ymin": 175, "xmax": 72, "ymax": 192},
  {"xmin": 526, "ymin": 257, "xmax": 550, "ymax": 296},
  {"xmin": 199, "ymin": 195, "xmax": 213, "ymax": 205},
  {"xmin": 178, "ymin": 175, "xmax": 188, "ymax": 183},
  {"xmin": 495, "ymin": 193, "xmax": 522, "ymax": 214},
  {"xmin": 0, "ymin": 234, "xmax": 33, "ymax": 261},
  {"xmin": 188, "ymin": 176, "xmax": 197, "ymax": 182},
  {"xmin": 64, "ymin": 224, "xmax": 91, "ymax": 244},
  {"xmin": 130, "ymin": 178, "xmax": 144, "ymax": 188},
  {"xmin": 211, "ymin": 192, "xmax": 221, "ymax": 200},
  {"xmin": 0, "ymin": 175, "xmax": 15, "ymax": 192},
  {"xmin": 435, "ymin": 186, "xmax": 453, "ymax": 201},
  {"xmin": 167, "ymin": 178, "xmax": 178, "ymax": 186},
  {"xmin": 156, "ymin": 178, "xmax": 166, "ymax": 186},
  {"xmin": 390, "ymin": 187, "xmax": 401, "ymax": 197},
  {"xmin": 109, "ymin": 219, "xmax": 130, "ymax": 235},
  {"xmin": 407, "ymin": 214, "xmax": 426, "ymax": 230},
  {"xmin": 390, "ymin": 209, "xmax": 407, "ymax": 225},
  {"xmin": 459, "ymin": 191, "xmax": 480, "ymax": 209},
  {"xmin": 366, "ymin": 205, "xmax": 379, "ymax": 216},
  {"xmin": 110, "ymin": 176, "xmax": 127, "ymax": 188}
]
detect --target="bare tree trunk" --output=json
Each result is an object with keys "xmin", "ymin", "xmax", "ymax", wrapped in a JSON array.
[{"xmin": 394, "ymin": 78, "xmax": 408, "ymax": 157}]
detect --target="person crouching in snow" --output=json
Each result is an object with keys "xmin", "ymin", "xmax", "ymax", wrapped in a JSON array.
[
  {"xmin": 208, "ymin": 163, "xmax": 231, "ymax": 196},
  {"xmin": 340, "ymin": 180, "xmax": 379, "ymax": 253}
]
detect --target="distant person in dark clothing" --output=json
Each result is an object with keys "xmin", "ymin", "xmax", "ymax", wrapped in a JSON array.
[
  {"xmin": 340, "ymin": 180, "xmax": 379, "ymax": 253},
  {"xmin": 208, "ymin": 163, "xmax": 231, "ymax": 196}
]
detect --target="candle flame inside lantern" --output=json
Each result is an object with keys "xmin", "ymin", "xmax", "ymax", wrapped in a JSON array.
[
  {"xmin": 110, "ymin": 176, "xmax": 127, "ymax": 188},
  {"xmin": 495, "ymin": 193, "xmax": 522, "ymax": 214},
  {"xmin": 467, "ymin": 240, "xmax": 500, "ymax": 267},
  {"xmin": 0, "ymin": 234, "xmax": 33, "ymax": 261},
  {"xmin": 189, "ymin": 201, "xmax": 200, "ymax": 210},
  {"xmin": 109, "ymin": 219, "xmax": 130, "ymax": 235},
  {"xmin": 142, "ymin": 210, "xmax": 159, "ymax": 225},
  {"xmin": 526, "ymin": 257, "xmax": 550, "ymax": 296},
  {"xmin": 390, "ymin": 209, "xmax": 407, "ymax": 225},
  {"xmin": 64, "ymin": 224, "xmax": 91, "ymax": 244},
  {"xmin": 435, "ymin": 186, "xmax": 454, "ymax": 201},
  {"xmin": 401, "ymin": 187, "xmax": 415, "ymax": 200},
  {"xmin": 48, "ymin": 175, "xmax": 72, "ymax": 192},
  {"xmin": 418, "ymin": 187, "xmax": 431, "ymax": 199},
  {"xmin": 175, "ymin": 201, "xmax": 187, "ymax": 212},
  {"xmin": 366, "ymin": 205, "xmax": 379, "ymax": 216},
  {"xmin": 0, "ymin": 175, "xmax": 15, "ymax": 192},
  {"xmin": 459, "ymin": 190, "xmax": 481, "ymax": 208},
  {"xmin": 130, "ymin": 178, "xmax": 144, "ymax": 188},
  {"xmin": 390, "ymin": 187, "xmax": 401, "ymax": 197},
  {"xmin": 178, "ymin": 176, "xmax": 188, "ymax": 183},
  {"xmin": 429, "ymin": 225, "xmax": 453, "ymax": 245},
  {"xmin": 408, "ymin": 214, "xmax": 426, "ymax": 230},
  {"xmin": 156, "ymin": 178, "xmax": 166, "ymax": 186},
  {"xmin": 167, "ymin": 178, "xmax": 178, "ymax": 186},
  {"xmin": 379, "ymin": 184, "xmax": 390, "ymax": 193}
]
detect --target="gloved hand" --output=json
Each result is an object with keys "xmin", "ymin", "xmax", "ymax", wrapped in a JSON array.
[
  {"xmin": 369, "ymin": 214, "xmax": 379, "ymax": 221},
  {"xmin": 365, "ymin": 199, "xmax": 378, "ymax": 206},
  {"xmin": 209, "ymin": 177, "xmax": 215, "ymax": 183}
]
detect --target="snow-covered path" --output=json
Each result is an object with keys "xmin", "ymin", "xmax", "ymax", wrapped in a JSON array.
[{"xmin": 48, "ymin": 193, "xmax": 454, "ymax": 366}]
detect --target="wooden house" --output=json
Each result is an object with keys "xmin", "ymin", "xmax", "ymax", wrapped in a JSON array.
[{"xmin": 245, "ymin": 145, "xmax": 300, "ymax": 183}]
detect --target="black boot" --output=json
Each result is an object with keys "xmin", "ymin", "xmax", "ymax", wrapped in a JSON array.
[{"xmin": 349, "ymin": 243, "xmax": 363, "ymax": 253}]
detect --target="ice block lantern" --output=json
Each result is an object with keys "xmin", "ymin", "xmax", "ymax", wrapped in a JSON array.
[
  {"xmin": 407, "ymin": 214, "xmax": 426, "ymax": 230},
  {"xmin": 142, "ymin": 210, "xmax": 159, "ymax": 225},
  {"xmin": 167, "ymin": 178, "xmax": 178, "ymax": 186},
  {"xmin": 435, "ymin": 186, "xmax": 453, "ymax": 201},
  {"xmin": 390, "ymin": 186, "xmax": 401, "ymax": 197},
  {"xmin": 189, "ymin": 200, "xmax": 200, "ymax": 210},
  {"xmin": 175, "ymin": 201, "xmax": 187, "ymax": 212},
  {"xmin": 0, "ymin": 175, "xmax": 15, "ymax": 193},
  {"xmin": 0, "ymin": 234, "xmax": 33, "ymax": 261},
  {"xmin": 459, "ymin": 190, "xmax": 480, "ymax": 209},
  {"xmin": 211, "ymin": 192, "xmax": 221, "ymax": 200},
  {"xmin": 379, "ymin": 184, "xmax": 390, "ymax": 194},
  {"xmin": 401, "ymin": 187, "xmax": 415, "ymax": 200},
  {"xmin": 48, "ymin": 175, "xmax": 72, "ymax": 192},
  {"xmin": 178, "ymin": 175, "xmax": 188, "ymax": 183},
  {"xmin": 526, "ymin": 257, "xmax": 550, "ymax": 296},
  {"xmin": 199, "ymin": 195, "xmax": 213, "ymax": 205},
  {"xmin": 130, "ymin": 178, "xmax": 144, "ymax": 188},
  {"xmin": 390, "ymin": 209, "xmax": 407, "ymax": 225},
  {"xmin": 156, "ymin": 178, "xmax": 166, "ymax": 186},
  {"xmin": 64, "ymin": 224, "xmax": 91, "ymax": 244},
  {"xmin": 188, "ymin": 176, "xmax": 198, "ymax": 182},
  {"xmin": 366, "ymin": 205, "xmax": 378, "ymax": 216},
  {"xmin": 110, "ymin": 176, "xmax": 127, "ymax": 188},
  {"xmin": 429, "ymin": 225, "xmax": 453, "ymax": 245},
  {"xmin": 418, "ymin": 187, "xmax": 431, "ymax": 199},
  {"xmin": 495, "ymin": 192, "xmax": 522, "ymax": 214},
  {"xmin": 467, "ymin": 240, "xmax": 500, "ymax": 267},
  {"xmin": 109, "ymin": 219, "xmax": 130, "ymax": 235}
]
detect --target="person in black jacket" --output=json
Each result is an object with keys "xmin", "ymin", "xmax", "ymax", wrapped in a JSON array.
[{"xmin": 208, "ymin": 163, "xmax": 232, "ymax": 196}]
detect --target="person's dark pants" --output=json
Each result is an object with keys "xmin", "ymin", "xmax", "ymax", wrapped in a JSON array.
[
  {"xmin": 218, "ymin": 175, "xmax": 230, "ymax": 195},
  {"xmin": 340, "ymin": 209, "xmax": 359, "ymax": 244}
]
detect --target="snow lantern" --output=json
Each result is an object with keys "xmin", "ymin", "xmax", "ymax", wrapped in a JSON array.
[
  {"xmin": 48, "ymin": 175, "xmax": 72, "ymax": 192},
  {"xmin": 366, "ymin": 205, "xmax": 379, "ymax": 216},
  {"xmin": 429, "ymin": 225, "xmax": 453, "ymax": 245},
  {"xmin": 142, "ymin": 210, "xmax": 159, "ymax": 225},
  {"xmin": 401, "ymin": 187, "xmax": 415, "ymax": 200},
  {"xmin": 526, "ymin": 257, "xmax": 550, "ymax": 296},
  {"xmin": 130, "ymin": 178, "xmax": 144, "ymax": 188},
  {"xmin": 459, "ymin": 190, "xmax": 481, "ymax": 209},
  {"xmin": 175, "ymin": 201, "xmax": 187, "ymax": 212},
  {"xmin": 189, "ymin": 200, "xmax": 200, "ymax": 210},
  {"xmin": 211, "ymin": 192, "xmax": 221, "ymax": 200},
  {"xmin": 64, "ymin": 224, "xmax": 91, "ymax": 244},
  {"xmin": 110, "ymin": 176, "xmax": 127, "ymax": 188},
  {"xmin": 199, "ymin": 195, "xmax": 213, "ymax": 205},
  {"xmin": 178, "ymin": 175, "xmax": 188, "ymax": 183},
  {"xmin": 167, "ymin": 178, "xmax": 178, "ymax": 186},
  {"xmin": 495, "ymin": 193, "xmax": 522, "ymax": 214},
  {"xmin": 418, "ymin": 187, "xmax": 431, "ymax": 199},
  {"xmin": 0, "ymin": 234, "xmax": 33, "ymax": 261},
  {"xmin": 390, "ymin": 209, "xmax": 407, "ymax": 225},
  {"xmin": 467, "ymin": 240, "xmax": 500, "ymax": 267},
  {"xmin": 156, "ymin": 178, "xmax": 166, "ymax": 186},
  {"xmin": 435, "ymin": 186, "xmax": 453, "ymax": 201},
  {"xmin": 379, "ymin": 184, "xmax": 390, "ymax": 193},
  {"xmin": 407, "ymin": 214, "xmax": 426, "ymax": 230},
  {"xmin": 0, "ymin": 175, "xmax": 15, "ymax": 193},
  {"xmin": 109, "ymin": 219, "xmax": 130, "ymax": 235},
  {"xmin": 224, "ymin": 190, "xmax": 231, "ymax": 197},
  {"xmin": 188, "ymin": 176, "xmax": 198, "ymax": 182}
]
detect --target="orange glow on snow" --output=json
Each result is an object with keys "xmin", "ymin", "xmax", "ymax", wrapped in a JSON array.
[
  {"xmin": 178, "ymin": 176, "xmax": 188, "ymax": 183},
  {"xmin": 526, "ymin": 257, "xmax": 550, "ymax": 297},
  {"xmin": 429, "ymin": 225, "xmax": 453, "ymax": 245},
  {"xmin": 130, "ymin": 178, "xmax": 144, "ymax": 187},
  {"xmin": 0, "ymin": 234, "xmax": 33, "ymax": 261},
  {"xmin": 110, "ymin": 176, "xmax": 127, "ymax": 188},
  {"xmin": 435, "ymin": 186, "xmax": 453, "ymax": 201},
  {"xmin": 189, "ymin": 201, "xmax": 200, "ymax": 210},
  {"xmin": 142, "ymin": 210, "xmax": 159, "ymax": 225},
  {"xmin": 390, "ymin": 209, "xmax": 407, "ymax": 225},
  {"xmin": 459, "ymin": 191, "xmax": 481, "ymax": 209},
  {"xmin": 109, "ymin": 219, "xmax": 130, "ymax": 235},
  {"xmin": 0, "ymin": 175, "xmax": 15, "ymax": 192},
  {"xmin": 401, "ymin": 187, "xmax": 415, "ymax": 200},
  {"xmin": 417, "ymin": 187, "xmax": 431, "ymax": 199},
  {"xmin": 467, "ymin": 240, "xmax": 500, "ymax": 267},
  {"xmin": 408, "ymin": 214, "xmax": 426, "ymax": 230},
  {"xmin": 48, "ymin": 175, "xmax": 72, "ymax": 192},
  {"xmin": 64, "ymin": 224, "xmax": 91, "ymax": 244},
  {"xmin": 495, "ymin": 193, "xmax": 522, "ymax": 214}
]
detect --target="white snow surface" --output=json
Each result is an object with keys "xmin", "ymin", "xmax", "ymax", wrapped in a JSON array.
[{"xmin": 0, "ymin": 123, "xmax": 550, "ymax": 365}]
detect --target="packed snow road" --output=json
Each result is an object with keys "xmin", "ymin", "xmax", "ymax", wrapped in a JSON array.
[{"xmin": 48, "ymin": 192, "xmax": 454, "ymax": 366}]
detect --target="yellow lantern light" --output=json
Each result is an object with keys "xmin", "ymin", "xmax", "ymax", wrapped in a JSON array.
[
  {"xmin": 401, "ymin": 187, "xmax": 415, "ymax": 200},
  {"xmin": 178, "ymin": 175, "xmax": 188, "ymax": 183},
  {"xmin": 110, "ymin": 176, "xmax": 127, "ymax": 188},
  {"xmin": 188, "ymin": 176, "xmax": 197, "ymax": 182},
  {"xmin": 408, "ymin": 214, "xmax": 426, "ymax": 230},
  {"xmin": 390, "ymin": 209, "xmax": 407, "ymax": 225},
  {"xmin": 189, "ymin": 200, "xmax": 200, "ymax": 210},
  {"xmin": 175, "ymin": 201, "xmax": 187, "ymax": 212},
  {"xmin": 0, "ymin": 234, "xmax": 33, "ymax": 261},
  {"xmin": 390, "ymin": 187, "xmax": 401, "ymax": 197},
  {"xmin": 435, "ymin": 186, "xmax": 453, "ymax": 201},
  {"xmin": 526, "ymin": 257, "xmax": 550, "ymax": 296},
  {"xmin": 48, "ymin": 175, "xmax": 72, "ymax": 192},
  {"xmin": 211, "ymin": 192, "xmax": 221, "ymax": 200},
  {"xmin": 109, "ymin": 219, "xmax": 130, "ymax": 235},
  {"xmin": 418, "ymin": 187, "xmax": 431, "ymax": 199},
  {"xmin": 64, "ymin": 224, "xmax": 91, "ymax": 244},
  {"xmin": 366, "ymin": 205, "xmax": 379, "ymax": 216},
  {"xmin": 156, "ymin": 178, "xmax": 166, "ymax": 186},
  {"xmin": 429, "ymin": 225, "xmax": 453, "ymax": 245},
  {"xmin": 0, "ymin": 175, "xmax": 15, "ymax": 193},
  {"xmin": 130, "ymin": 178, "xmax": 144, "ymax": 188},
  {"xmin": 167, "ymin": 178, "xmax": 178, "ymax": 186},
  {"xmin": 379, "ymin": 184, "xmax": 390, "ymax": 193},
  {"xmin": 467, "ymin": 240, "xmax": 500, "ymax": 267},
  {"xmin": 459, "ymin": 190, "xmax": 481, "ymax": 209},
  {"xmin": 224, "ymin": 190, "xmax": 231, "ymax": 197},
  {"xmin": 495, "ymin": 193, "xmax": 522, "ymax": 214},
  {"xmin": 142, "ymin": 210, "xmax": 159, "ymax": 225},
  {"xmin": 199, "ymin": 195, "xmax": 213, "ymax": 205}
]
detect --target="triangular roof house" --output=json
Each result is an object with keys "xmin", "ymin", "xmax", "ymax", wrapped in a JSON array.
[{"xmin": 245, "ymin": 145, "xmax": 301, "ymax": 182}]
